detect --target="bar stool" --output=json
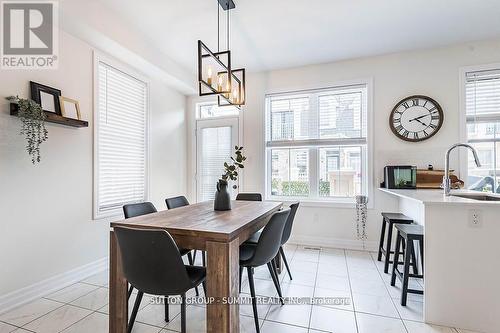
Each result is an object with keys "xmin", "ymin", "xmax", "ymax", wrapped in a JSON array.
[
  {"xmin": 377, "ymin": 212, "xmax": 416, "ymax": 273},
  {"xmin": 391, "ymin": 223, "xmax": 424, "ymax": 306}
]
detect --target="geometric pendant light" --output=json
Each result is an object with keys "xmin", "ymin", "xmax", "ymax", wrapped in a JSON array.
[{"xmin": 197, "ymin": 0, "xmax": 245, "ymax": 107}]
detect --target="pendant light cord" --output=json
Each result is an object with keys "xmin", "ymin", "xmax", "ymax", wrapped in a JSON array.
[
  {"xmin": 217, "ymin": 1, "xmax": 220, "ymax": 52},
  {"xmin": 227, "ymin": 5, "xmax": 230, "ymax": 50}
]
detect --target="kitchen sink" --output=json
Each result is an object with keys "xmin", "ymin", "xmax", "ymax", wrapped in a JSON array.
[{"xmin": 451, "ymin": 193, "xmax": 500, "ymax": 201}]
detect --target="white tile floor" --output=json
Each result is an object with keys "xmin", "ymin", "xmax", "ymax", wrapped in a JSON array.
[{"xmin": 0, "ymin": 245, "xmax": 479, "ymax": 333}]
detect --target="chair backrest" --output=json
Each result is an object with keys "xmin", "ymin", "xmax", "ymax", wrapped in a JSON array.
[
  {"xmin": 165, "ymin": 196, "xmax": 190, "ymax": 209},
  {"xmin": 248, "ymin": 209, "xmax": 290, "ymax": 267},
  {"xmin": 114, "ymin": 227, "xmax": 193, "ymax": 295},
  {"xmin": 123, "ymin": 202, "xmax": 157, "ymax": 219},
  {"xmin": 235, "ymin": 193, "xmax": 262, "ymax": 201},
  {"xmin": 281, "ymin": 202, "xmax": 299, "ymax": 245}
]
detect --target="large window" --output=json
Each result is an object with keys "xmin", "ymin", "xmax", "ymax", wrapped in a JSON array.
[
  {"xmin": 94, "ymin": 60, "xmax": 148, "ymax": 218},
  {"xmin": 464, "ymin": 68, "xmax": 500, "ymax": 193},
  {"xmin": 266, "ymin": 84, "xmax": 370, "ymax": 202}
]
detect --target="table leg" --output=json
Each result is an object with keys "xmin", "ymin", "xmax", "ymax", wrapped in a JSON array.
[
  {"xmin": 109, "ymin": 230, "xmax": 128, "ymax": 333},
  {"xmin": 274, "ymin": 252, "xmax": 282, "ymax": 274},
  {"xmin": 206, "ymin": 239, "xmax": 240, "ymax": 333}
]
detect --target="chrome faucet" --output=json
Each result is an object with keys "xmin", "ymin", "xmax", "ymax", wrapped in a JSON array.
[{"xmin": 443, "ymin": 143, "xmax": 481, "ymax": 196}]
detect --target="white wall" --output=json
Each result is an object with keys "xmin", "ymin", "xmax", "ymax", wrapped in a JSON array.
[
  {"xmin": 0, "ymin": 31, "xmax": 187, "ymax": 296},
  {"xmin": 188, "ymin": 38, "xmax": 500, "ymax": 249}
]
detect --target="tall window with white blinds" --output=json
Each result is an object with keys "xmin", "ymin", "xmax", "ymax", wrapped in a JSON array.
[
  {"xmin": 266, "ymin": 84, "xmax": 369, "ymax": 202},
  {"xmin": 465, "ymin": 68, "xmax": 500, "ymax": 194},
  {"xmin": 95, "ymin": 61, "xmax": 148, "ymax": 218}
]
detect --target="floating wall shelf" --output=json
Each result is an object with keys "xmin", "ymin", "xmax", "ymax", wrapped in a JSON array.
[{"xmin": 10, "ymin": 103, "xmax": 89, "ymax": 128}]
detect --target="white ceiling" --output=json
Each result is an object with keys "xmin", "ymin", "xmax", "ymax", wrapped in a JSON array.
[{"xmin": 95, "ymin": 0, "xmax": 500, "ymax": 74}]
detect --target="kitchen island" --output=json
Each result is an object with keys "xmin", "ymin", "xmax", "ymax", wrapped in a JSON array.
[{"xmin": 380, "ymin": 188, "xmax": 500, "ymax": 333}]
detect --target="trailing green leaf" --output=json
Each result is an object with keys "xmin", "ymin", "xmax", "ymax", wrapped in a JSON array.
[{"xmin": 6, "ymin": 95, "xmax": 48, "ymax": 164}]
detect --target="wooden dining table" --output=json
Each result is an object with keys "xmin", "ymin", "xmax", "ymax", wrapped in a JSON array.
[{"xmin": 109, "ymin": 200, "xmax": 282, "ymax": 333}]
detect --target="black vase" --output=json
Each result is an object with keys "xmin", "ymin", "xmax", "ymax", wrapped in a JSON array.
[{"xmin": 214, "ymin": 180, "xmax": 231, "ymax": 211}]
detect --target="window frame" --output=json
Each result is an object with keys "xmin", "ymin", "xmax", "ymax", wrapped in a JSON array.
[
  {"xmin": 459, "ymin": 63, "xmax": 500, "ymax": 191},
  {"xmin": 93, "ymin": 51, "xmax": 151, "ymax": 220},
  {"xmin": 263, "ymin": 79, "xmax": 373, "ymax": 207},
  {"xmin": 196, "ymin": 101, "xmax": 240, "ymax": 119}
]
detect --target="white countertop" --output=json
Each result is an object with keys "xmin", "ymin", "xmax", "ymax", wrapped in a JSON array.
[{"xmin": 379, "ymin": 188, "xmax": 500, "ymax": 206}]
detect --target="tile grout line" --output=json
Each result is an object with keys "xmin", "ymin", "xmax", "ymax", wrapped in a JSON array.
[
  {"xmin": 261, "ymin": 245, "xmax": 296, "ymax": 327},
  {"xmin": 344, "ymin": 249, "xmax": 361, "ymax": 333},
  {"xmin": 14, "ymin": 299, "xmax": 68, "ymax": 331},
  {"xmin": 305, "ymin": 247, "xmax": 320, "ymax": 330},
  {"xmin": 370, "ymin": 252, "xmax": 410, "ymax": 333}
]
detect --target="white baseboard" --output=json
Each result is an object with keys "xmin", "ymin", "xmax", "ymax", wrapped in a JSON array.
[
  {"xmin": 289, "ymin": 235, "xmax": 378, "ymax": 252},
  {"xmin": 0, "ymin": 257, "xmax": 108, "ymax": 315}
]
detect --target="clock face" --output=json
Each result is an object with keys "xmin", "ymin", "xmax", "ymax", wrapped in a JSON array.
[{"xmin": 389, "ymin": 95, "xmax": 444, "ymax": 142}]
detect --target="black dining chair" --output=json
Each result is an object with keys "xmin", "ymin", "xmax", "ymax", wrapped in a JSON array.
[
  {"xmin": 165, "ymin": 195, "xmax": 190, "ymax": 209},
  {"xmin": 165, "ymin": 196, "xmax": 203, "ymax": 293},
  {"xmin": 114, "ymin": 227, "xmax": 206, "ymax": 333},
  {"xmin": 122, "ymin": 202, "xmax": 195, "ymax": 322},
  {"xmin": 244, "ymin": 203, "xmax": 299, "ymax": 281},
  {"xmin": 239, "ymin": 209, "xmax": 290, "ymax": 333},
  {"xmin": 236, "ymin": 193, "xmax": 262, "ymax": 201}
]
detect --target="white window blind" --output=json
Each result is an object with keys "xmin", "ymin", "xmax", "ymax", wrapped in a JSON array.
[
  {"xmin": 199, "ymin": 126, "xmax": 232, "ymax": 201},
  {"xmin": 95, "ymin": 61, "xmax": 148, "ymax": 217},
  {"xmin": 465, "ymin": 68, "xmax": 500, "ymax": 193},
  {"xmin": 266, "ymin": 84, "xmax": 369, "ymax": 202}
]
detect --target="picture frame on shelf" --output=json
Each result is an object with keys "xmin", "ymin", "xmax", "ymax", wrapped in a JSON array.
[
  {"xmin": 30, "ymin": 81, "xmax": 62, "ymax": 115},
  {"xmin": 59, "ymin": 96, "xmax": 81, "ymax": 120}
]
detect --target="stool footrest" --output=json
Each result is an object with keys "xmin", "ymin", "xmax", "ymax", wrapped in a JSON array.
[{"xmin": 406, "ymin": 288, "xmax": 424, "ymax": 295}]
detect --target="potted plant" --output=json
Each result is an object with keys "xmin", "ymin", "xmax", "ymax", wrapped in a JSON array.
[
  {"xmin": 6, "ymin": 96, "xmax": 48, "ymax": 164},
  {"xmin": 214, "ymin": 146, "xmax": 246, "ymax": 211}
]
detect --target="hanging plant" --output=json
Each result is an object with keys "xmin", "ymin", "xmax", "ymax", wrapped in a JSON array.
[
  {"xmin": 6, "ymin": 96, "xmax": 48, "ymax": 164},
  {"xmin": 355, "ymin": 195, "xmax": 368, "ymax": 248}
]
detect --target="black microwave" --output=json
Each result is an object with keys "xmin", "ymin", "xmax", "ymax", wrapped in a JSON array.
[{"xmin": 384, "ymin": 166, "xmax": 417, "ymax": 189}]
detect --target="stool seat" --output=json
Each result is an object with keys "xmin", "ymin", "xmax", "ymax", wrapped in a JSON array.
[
  {"xmin": 381, "ymin": 212, "xmax": 413, "ymax": 222},
  {"xmin": 394, "ymin": 224, "xmax": 424, "ymax": 240}
]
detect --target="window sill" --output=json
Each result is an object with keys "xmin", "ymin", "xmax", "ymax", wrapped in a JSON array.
[{"xmin": 266, "ymin": 197, "xmax": 364, "ymax": 209}]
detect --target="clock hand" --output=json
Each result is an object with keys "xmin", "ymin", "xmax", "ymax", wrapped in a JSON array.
[
  {"xmin": 409, "ymin": 114, "xmax": 430, "ymax": 122},
  {"xmin": 413, "ymin": 118, "xmax": 428, "ymax": 127}
]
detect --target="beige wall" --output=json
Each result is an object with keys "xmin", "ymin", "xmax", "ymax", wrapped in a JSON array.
[
  {"xmin": 188, "ymin": 38, "xmax": 500, "ymax": 249},
  {"xmin": 0, "ymin": 31, "xmax": 187, "ymax": 295}
]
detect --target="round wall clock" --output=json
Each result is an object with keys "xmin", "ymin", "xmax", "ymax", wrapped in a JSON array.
[{"xmin": 389, "ymin": 95, "xmax": 444, "ymax": 142}]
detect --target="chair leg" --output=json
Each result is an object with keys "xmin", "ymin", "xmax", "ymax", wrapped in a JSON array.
[
  {"xmin": 247, "ymin": 266, "xmax": 260, "ymax": 333},
  {"xmin": 127, "ymin": 285, "xmax": 134, "ymax": 300},
  {"xmin": 187, "ymin": 252, "xmax": 200, "ymax": 296},
  {"xmin": 391, "ymin": 232, "xmax": 402, "ymax": 286},
  {"xmin": 239, "ymin": 266, "xmax": 244, "ymax": 293},
  {"xmin": 268, "ymin": 262, "xmax": 284, "ymax": 305},
  {"xmin": 377, "ymin": 217, "xmax": 387, "ymax": 261},
  {"xmin": 419, "ymin": 239, "xmax": 424, "ymax": 275},
  {"xmin": 384, "ymin": 221, "xmax": 394, "ymax": 273},
  {"xmin": 180, "ymin": 293, "xmax": 187, "ymax": 333},
  {"xmin": 164, "ymin": 297, "xmax": 169, "ymax": 322},
  {"xmin": 279, "ymin": 246, "xmax": 292, "ymax": 280},
  {"xmin": 128, "ymin": 291, "xmax": 143, "ymax": 333},
  {"xmin": 410, "ymin": 239, "xmax": 419, "ymax": 275},
  {"xmin": 192, "ymin": 250, "xmax": 197, "ymax": 264},
  {"xmin": 202, "ymin": 280, "xmax": 207, "ymax": 297},
  {"xmin": 401, "ymin": 237, "xmax": 413, "ymax": 306}
]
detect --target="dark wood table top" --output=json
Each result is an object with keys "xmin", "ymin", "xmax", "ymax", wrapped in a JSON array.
[{"xmin": 111, "ymin": 200, "xmax": 282, "ymax": 242}]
